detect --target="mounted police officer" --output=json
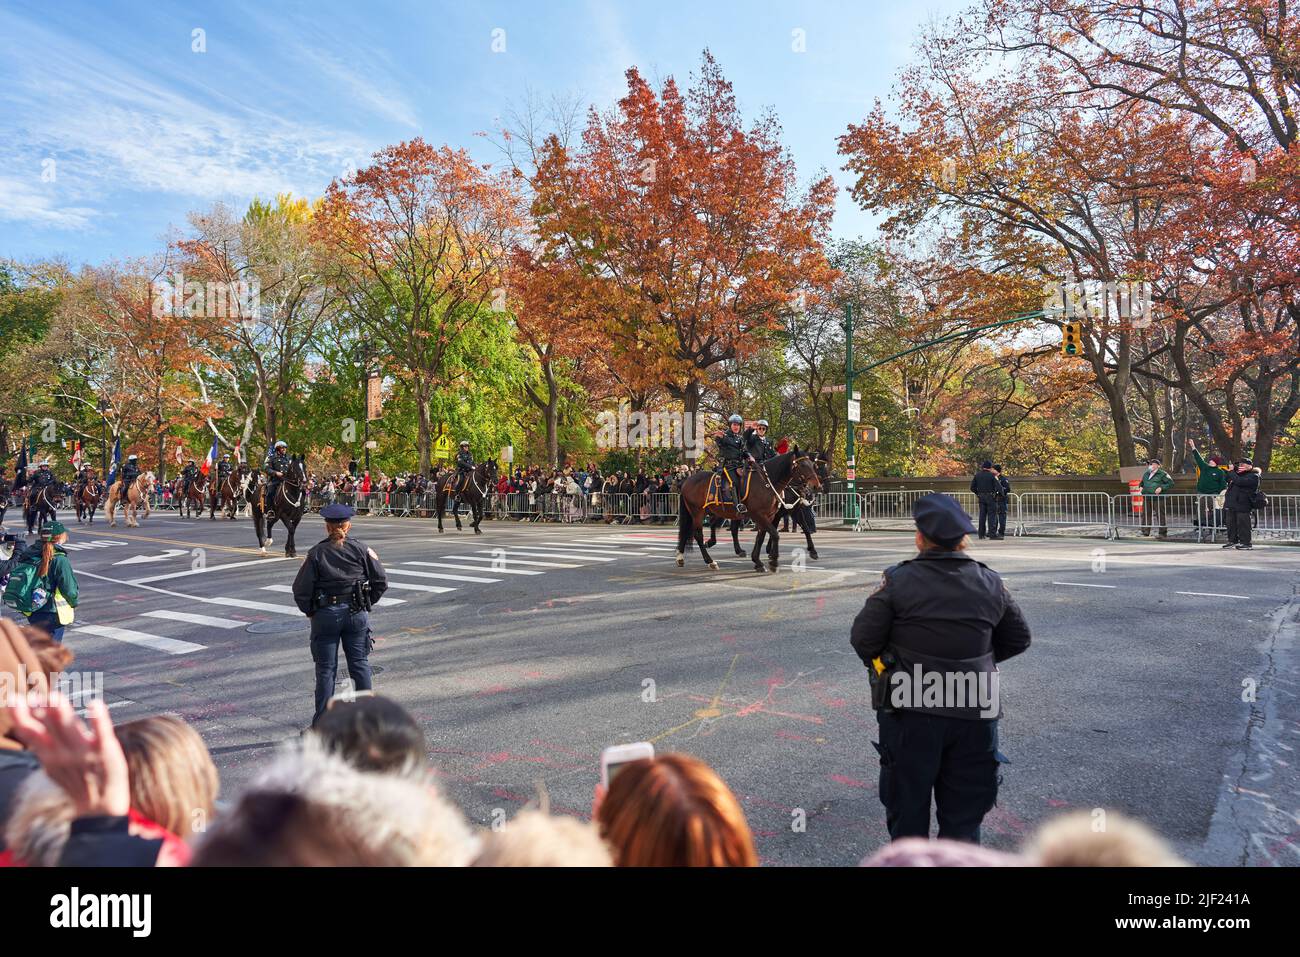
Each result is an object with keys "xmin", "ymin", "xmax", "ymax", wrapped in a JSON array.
[
  {"xmin": 217, "ymin": 452, "xmax": 234, "ymax": 484},
  {"xmin": 714, "ymin": 414, "xmax": 754, "ymax": 514},
  {"xmin": 292, "ymin": 503, "xmax": 389, "ymax": 727},
  {"xmin": 25, "ymin": 461, "xmax": 56, "ymax": 506},
  {"xmin": 454, "ymin": 441, "xmax": 474, "ymax": 492},
  {"xmin": 264, "ymin": 440, "xmax": 291, "ymax": 506},
  {"xmin": 117, "ymin": 454, "xmax": 140, "ymax": 501},
  {"xmin": 850, "ymin": 493, "xmax": 1032, "ymax": 844},
  {"xmin": 179, "ymin": 459, "xmax": 199, "ymax": 499},
  {"xmin": 744, "ymin": 419, "xmax": 775, "ymax": 462}
]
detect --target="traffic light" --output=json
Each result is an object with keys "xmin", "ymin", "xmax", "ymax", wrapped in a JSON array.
[
  {"xmin": 1061, "ymin": 321, "xmax": 1083, "ymax": 357},
  {"xmin": 861, "ymin": 427, "xmax": 879, "ymax": 444}
]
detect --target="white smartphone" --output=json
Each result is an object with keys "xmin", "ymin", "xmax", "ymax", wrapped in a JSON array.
[{"xmin": 600, "ymin": 742, "xmax": 654, "ymax": 788}]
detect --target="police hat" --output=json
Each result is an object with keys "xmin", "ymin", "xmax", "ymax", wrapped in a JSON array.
[
  {"xmin": 320, "ymin": 503, "xmax": 355, "ymax": 521},
  {"xmin": 912, "ymin": 493, "xmax": 975, "ymax": 544}
]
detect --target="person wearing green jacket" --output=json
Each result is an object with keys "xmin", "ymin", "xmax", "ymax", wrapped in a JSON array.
[
  {"xmin": 1188, "ymin": 439, "xmax": 1229, "ymax": 539},
  {"xmin": 1139, "ymin": 458, "xmax": 1175, "ymax": 538},
  {"xmin": 15, "ymin": 521, "xmax": 78, "ymax": 642}
]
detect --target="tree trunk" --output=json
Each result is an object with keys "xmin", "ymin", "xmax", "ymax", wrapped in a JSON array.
[{"xmin": 416, "ymin": 381, "xmax": 432, "ymax": 475}]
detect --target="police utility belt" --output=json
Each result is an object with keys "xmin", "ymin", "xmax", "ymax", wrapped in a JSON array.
[{"xmin": 313, "ymin": 581, "xmax": 373, "ymax": 613}]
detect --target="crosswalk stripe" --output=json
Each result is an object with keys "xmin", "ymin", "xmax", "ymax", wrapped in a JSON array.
[
  {"xmin": 485, "ymin": 548, "xmax": 618, "ymax": 562},
  {"xmin": 130, "ymin": 557, "xmax": 293, "ymax": 585},
  {"xmin": 405, "ymin": 561, "xmax": 542, "ymax": 577},
  {"xmin": 141, "ymin": 610, "xmax": 246, "ymax": 629},
  {"xmin": 385, "ymin": 580, "xmax": 457, "ymax": 594},
  {"xmin": 441, "ymin": 554, "xmax": 578, "ymax": 568},
  {"xmin": 203, "ymin": 596, "xmax": 300, "ymax": 616},
  {"xmin": 536, "ymin": 542, "xmax": 629, "ymax": 550},
  {"xmin": 75, "ymin": 624, "xmax": 205, "ymax": 656},
  {"xmin": 386, "ymin": 568, "xmax": 501, "ymax": 584},
  {"xmin": 261, "ymin": 584, "xmax": 406, "ymax": 606}
]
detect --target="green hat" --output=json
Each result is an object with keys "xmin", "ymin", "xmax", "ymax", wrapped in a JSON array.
[{"xmin": 40, "ymin": 521, "xmax": 68, "ymax": 540}]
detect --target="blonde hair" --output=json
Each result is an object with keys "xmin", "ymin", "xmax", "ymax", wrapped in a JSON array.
[
  {"xmin": 1024, "ymin": 810, "xmax": 1187, "ymax": 867},
  {"xmin": 115, "ymin": 715, "xmax": 219, "ymax": 837},
  {"xmin": 472, "ymin": 809, "xmax": 613, "ymax": 867},
  {"xmin": 326, "ymin": 520, "xmax": 350, "ymax": 544}
]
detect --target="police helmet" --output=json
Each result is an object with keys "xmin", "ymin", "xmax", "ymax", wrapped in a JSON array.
[
  {"xmin": 728, "ymin": 414, "xmax": 743, "ymax": 425},
  {"xmin": 274, "ymin": 440, "xmax": 288, "ymax": 449},
  {"xmin": 128, "ymin": 454, "xmax": 138, "ymax": 461},
  {"xmin": 460, "ymin": 441, "xmax": 470, "ymax": 448},
  {"xmin": 757, "ymin": 419, "xmax": 769, "ymax": 428}
]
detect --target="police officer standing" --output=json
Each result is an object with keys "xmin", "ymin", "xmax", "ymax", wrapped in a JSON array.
[
  {"xmin": 292, "ymin": 503, "xmax": 389, "ymax": 726},
  {"xmin": 850, "ymin": 493, "xmax": 1031, "ymax": 844},
  {"xmin": 969, "ymin": 460, "xmax": 1003, "ymax": 540}
]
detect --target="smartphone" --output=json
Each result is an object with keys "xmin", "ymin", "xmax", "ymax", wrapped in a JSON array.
[{"xmin": 600, "ymin": 742, "xmax": 654, "ymax": 788}]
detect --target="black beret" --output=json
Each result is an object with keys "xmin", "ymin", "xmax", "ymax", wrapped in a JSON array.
[{"xmin": 912, "ymin": 493, "xmax": 975, "ymax": 543}]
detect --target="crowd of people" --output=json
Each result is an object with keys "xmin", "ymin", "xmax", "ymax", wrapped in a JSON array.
[{"xmin": 0, "ymin": 618, "xmax": 1187, "ymax": 867}]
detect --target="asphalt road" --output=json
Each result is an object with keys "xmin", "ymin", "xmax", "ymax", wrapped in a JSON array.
[{"xmin": 11, "ymin": 507, "xmax": 1298, "ymax": 866}]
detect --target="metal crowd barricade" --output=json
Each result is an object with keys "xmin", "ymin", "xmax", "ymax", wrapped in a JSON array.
[
  {"xmin": 1109, "ymin": 492, "xmax": 1216, "ymax": 541},
  {"xmin": 811, "ymin": 492, "xmax": 856, "ymax": 524},
  {"xmin": 854, "ymin": 489, "xmax": 937, "ymax": 530},
  {"xmin": 943, "ymin": 491, "xmax": 980, "ymax": 519},
  {"xmin": 647, "ymin": 492, "xmax": 678, "ymax": 523},
  {"xmin": 600, "ymin": 492, "xmax": 632, "ymax": 524},
  {"xmin": 1016, "ymin": 492, "xmax": 1114, "ymax": 539},
  {"xmin": 1252, "ymin": 494, "xmax": 1300, "ymax": 542}
]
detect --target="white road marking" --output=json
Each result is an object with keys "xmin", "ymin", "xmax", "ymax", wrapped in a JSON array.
[
  {"xmin": 488, "ymin": 549, "xmax": 618, "ymax": 562},
  {"xmin": 1051, "ymin": 581, "xmax": 1117, "ymax": 588},
  {"xmin": 203, "ymin": 596, "xmax": 300, "ymax": 616},
  {"xmin": 405, "ymin": 561, "xmax": 542, "ymax": 576},
  {"xmin": 141, "ymin": 610, "xmax": 247, "ymax": 629},
  {"xmin": 537, "ymin": 541, "xmax": 633, "ymax": 551},
  {"xmin": 386, "ymin": 568, "xmax": 501, "ymax": 584},
  {"xmin": 75, "ymin": 624, "xmax": 205, "ymax": 655},
  {"xmin": 130, "ymin": 556, "xmax": 293, "ymax": 584},
  {"xmin": 442, "ymin": 554, "xmax": 578, "ymax": 568},
  {"xmin": 384, "ymin": 581, "xmax": 457, "ymax": 594},
  {"xmin": 1175, "ymin": 591, "xmax": 1252, "ymax": 599},
  {"xmin": 114, "ymin": 549, "xmax": 189, "ymax": 566}
]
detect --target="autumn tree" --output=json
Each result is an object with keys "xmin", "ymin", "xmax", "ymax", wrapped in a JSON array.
[
  {"xmin": 315, "ymin": 139, "xmax": 523, "ymax": 473},
  {"xmin": 532, "ymin": 50, "xmax": 837, "ymax": 430}
]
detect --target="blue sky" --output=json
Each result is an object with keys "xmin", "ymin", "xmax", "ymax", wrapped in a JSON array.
[{"xmin": 0, "ymin": 0, "xmax": 968, "ymax": 266}]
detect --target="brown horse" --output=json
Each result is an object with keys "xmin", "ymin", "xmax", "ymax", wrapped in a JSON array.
[
  {"xmin": 107, "ymin": 473, "xmax": 154, "ymax": 528},
  {"xmin": 74, "ymin": 480, "xmax": 105, "ymax": 525},
  {"xmin": 180, "ymin": 472, "xmax": 211, "ymax": 519},
  {"xmin": 675, "ymin": 447, "xmax": 822, "ymax": 572},
  {"xmin": 211, "ymin": 468, "xmax": 245, "ymax": 520}
]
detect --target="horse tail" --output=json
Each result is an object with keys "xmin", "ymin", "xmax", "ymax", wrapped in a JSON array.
[{"xmin": 676, "ymin": 489, "xmax": 694, "ymax": 553}]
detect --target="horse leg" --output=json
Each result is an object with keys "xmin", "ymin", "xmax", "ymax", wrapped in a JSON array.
[
  {"xmin": 731, "ymin": 521, "xmax": 744, "ymax": 556},
  {"xmin": 453, "ymin": 497, "xmax": 463, "ymax": 531},
  {"xmin": 472, "ymin": 498, "xmax": 483, "ymax": 534},
  {"xmin": 675, "ymin": 497, "xmax": 695, "ymax": 566},
  {"xmin": 705, "ymin": 515, "xmax": 719, "ymax": 548},
  {"xmin": 750, "ymin": 526, "xmax": 767, "ymax": 572},
  {"xmin": 284, "ymin": 521, "xmax": 297, "ymax": 558},
  {"xmin": 694, "ymin": 522, "xmax": 719, "ymax": 570},
  {"xmin": 755, "ymin": 516, "xmax": 779, "ymax": 572}
]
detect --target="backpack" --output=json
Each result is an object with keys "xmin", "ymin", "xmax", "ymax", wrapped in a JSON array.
[{"xmin": 2, "ymin": 555, "xmax": 47, "ymax": 615}]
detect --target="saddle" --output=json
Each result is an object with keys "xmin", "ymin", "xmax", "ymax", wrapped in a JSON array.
[{"xmin": 705, "ymin": 468, "xmax": 751, "ymax": 510}]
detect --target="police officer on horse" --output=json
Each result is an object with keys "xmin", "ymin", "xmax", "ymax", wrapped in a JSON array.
[
  {"xmin": 264, "ymin": 440, "xmax": 291, "ymax": 505},
  {"xmin": 291, "ymin": 503, "xmax": 389, "ymax": 727},
  {"xmin": 454, "ymin": 441, "xmax": 474, "ymax": 491},
  {"xmin": 745, "ymin": 419, "xmax": 775, "ymax": 462},
  {"xmin": 714, "ymin": 414, "xmax": 755, "ymax": 514},
  {"xmin": 116, "ymin": 454, "xmax": 140, "ymax": 500},
  {"xmin": 179, "ymin": 459, "xmax": 199, "ymax": 498}
]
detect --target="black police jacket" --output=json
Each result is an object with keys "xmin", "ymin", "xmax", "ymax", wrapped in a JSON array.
[
  {"xmin": 744, "ymin": 428, "xmax": 774, "ymax": 461},
  {"xmin": 291, "ymin": 537, "xmax": 389, "ymax": 615},
  {"xmin": 265, "ymin": 452, "xmax": 291, "ymax": 477},
  {"xmin": 849, "ymin": 550, "xmax": 1031, "ymax": 720},
  {"xmin": 120, "ymin": 465, "xmax": 139, "ymax": 484},
  {"xmin": 715, "ymin": 430, "xmax": 748, "ymax": 465},
  {"xmin": 456, "ymin": 451, "xmax": 474, "ymax": 470},
  {"xmin": 970, "ymin": 470, "xmax": 1001, "ymax": 498}
]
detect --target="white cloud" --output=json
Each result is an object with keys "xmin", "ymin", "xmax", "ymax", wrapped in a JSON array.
[{"xmin": 0, "ymin": 174, "xmax": 97, "ymax": 229}]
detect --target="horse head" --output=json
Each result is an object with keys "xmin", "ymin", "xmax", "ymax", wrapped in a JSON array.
[{"xmin": 790, "ymin": 445, "xmax": 822, "ymax": 492}]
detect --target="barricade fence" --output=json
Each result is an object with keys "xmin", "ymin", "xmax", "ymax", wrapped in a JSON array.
[{"xmin": 41, "ymin": 486, "xmax": 1299, "ymax": 543}]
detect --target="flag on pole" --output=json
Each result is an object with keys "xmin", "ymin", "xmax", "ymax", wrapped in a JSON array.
[
  {"xmin": 71, "ymin": 441, "xmax": 83, "ymax": 470},
  {"xmin": 202, "ymin": 436, "xmax": 218, "ymax": 475},
  {"xmin": 174, "ymin": 443, "xmax": 184, "ymax": 466},
  {"xmin": 107, "ymin": 437, "xmax": 122, "ymax": 485},
  {"xmin": 234, "ymin": 439, "xmax": 241, "ymax": 464}
]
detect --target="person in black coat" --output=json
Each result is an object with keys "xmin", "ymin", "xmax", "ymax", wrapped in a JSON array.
[
  {"xmin": 969, "ymin": 461, "xmax": 1003, "ymax": 539},
  {"xmin": 992, "ymin": 465, "xmax": 1011, "ymax": 538},
  {"xmin": 1222, "ymin": 459, "xmax": 1260, "ymax": 550},
  {"xmin": 850, "ymin": 493, "xmax": 1031, "ymax": 844}
]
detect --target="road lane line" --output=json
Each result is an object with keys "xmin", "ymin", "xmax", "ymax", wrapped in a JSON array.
[
  {"xmin": 1176, "ymin": 591, "xmax": 1252, "ymax": 599},
  {"xmin": 129, "ymin": 556, "xmax": 293, "ymax": 584},
  {"xmin": 386, "ymin": 568, "xmax": 501, "ymax": 584},
  {"xmin": 141, "ymin": 610, "xmax": 247, "ymax": 629},
  {"xmin": 75, "ymin": 624, "xmax": 205, "ymax": 655},
  {"xmin": 1051, "ymin": 581, "xmax": 1117, "ymax": 588},
  {"xmin": 486, "ymin": 549, "xmax": 618, "ymax": 562},
  {"xmin": 405, "ymin": 561, "xmax": 542, "ymax": 576},
  {"xmin": 440, "ymin": 555, "xmax": 579, "ymax": 568}
]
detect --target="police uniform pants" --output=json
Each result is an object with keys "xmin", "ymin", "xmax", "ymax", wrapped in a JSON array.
[
  {"xmin": 977, "ymin": 495, "xmax": 997, "ymax": 537},
  {"xmin": 875, "ymin": 710, "xmax": 1001, "ymax": 844},
  {"xmin": 996, "ymin": 501, "xmax": 1008, "ymax": 537},
  {"xmin": 310, "ymin": 605, "xmax": 373, "ymax": 724}
]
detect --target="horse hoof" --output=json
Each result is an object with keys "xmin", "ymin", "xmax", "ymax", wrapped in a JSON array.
[
  {"xmin": 675, "ymin": 553, "xmax": 684, "ymax": 567},
  {"xmin": 753, "ymin": 565, "xmax": 766, "ymax": 573},
  {"xmin": 474, "ymin": 528, "xmax": 482, "ymax": 535},
  {"xmin": 808, "ymin": 550, "xmax": 819, "ymax": 560},
  {"xmin": 708, "ymin": 561, "xmax": 720, "ymax": 570},
  {"xmin": 768, "ymin": 562, "xmax": 778, "ymax": 573},
  {"xmin": 734, "ymin": 548, "xmax": 744, "ymax": 556}
]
